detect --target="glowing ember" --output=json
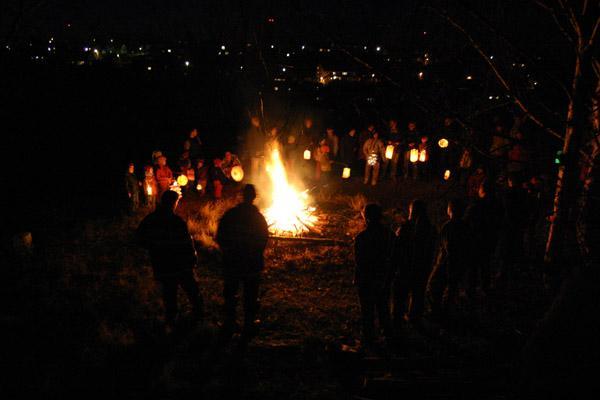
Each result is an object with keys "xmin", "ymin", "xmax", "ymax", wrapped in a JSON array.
[{"xmin": 264, "ymin": 146, "xmax": 317, "ymax": 235}]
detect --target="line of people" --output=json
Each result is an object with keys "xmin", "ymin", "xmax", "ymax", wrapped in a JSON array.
[
  {"xmin": 354, "ymin": 174, "xmax": 544, "ymax": 347},
  {"xmin": 239, "ymin": 115, "xmax": 467, "ymax": 186}
]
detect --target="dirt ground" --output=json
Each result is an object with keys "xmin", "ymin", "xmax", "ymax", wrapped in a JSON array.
[{"xmin": 2, "ymin": 177, "xmax": 553, "ymax": 399}]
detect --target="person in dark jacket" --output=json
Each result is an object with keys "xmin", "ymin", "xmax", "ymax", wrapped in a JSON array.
[
  {"xmin": 465, "ymin": 179, "xmax": 503, "ymax": 293},
  {"xmin": 183, "ymin": 128, "xmax": 203, "ymax": 162},
  {"xmin": 382, "ymin": 119, "xmax": 404, "ymax": 182},
  {"xmin": 426, "ymin": 199, "xmax": 471, "ymax": 321},
  {"xmin": 354, "ymin": 203, "xmax": 394, "ymax": 345},
  {"xmin": 216, "ymin": 184, "xmax": 269, "ymax": 338},
  {"xmin": 136, "ymin": 190, "xmax": 203, "ymax": 328},
  {"xmin": 125, "ymin": 162, "xmax": 141, "ymax": 214},
  {"xmin": 392, "ymin": 199, "xmax": 436, "ymax": 326},
  {"xmin": 339, "ymin": 128, "xmax": 359, "ymax": 169}
]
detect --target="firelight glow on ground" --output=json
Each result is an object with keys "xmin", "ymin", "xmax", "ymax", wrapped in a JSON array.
[{"xmin": 264, "ymin": 146, "xmax": 318, "ymax": 236}]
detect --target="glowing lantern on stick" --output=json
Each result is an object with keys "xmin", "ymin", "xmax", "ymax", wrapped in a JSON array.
[
  {"xmin": 410, "ymin": 148, "xmax": 419, "ymax": 163},
  {"xmin": 419, "ymin": 149, "xmax": 427, "ymax": 162},
  {"xmin": 177, "ymin": 174, "xmax": 188, "ymax": 186},
  {"xmin": 444, "ymin": 169, "xmax": 451, "ymax": 180},
  {"xmin": 169, "ymin": 181, "xmax": 182, "ymax": 197},
  {"xmin": 438, "ymin": 138, "xmax": 449, "ymax": 148},
  {"xmin": 304, "ymin": 149, "xmax": 311, "ymax": 160},
  {"xmin": 385, "ymin": 145, "xmax": 394, "ymax": 159},
  {"xmin": 367, "ymin": 153, "xmax": 378, "ymax": 166},
  {"xmin": 146, "ymin": 185, "xmax": 153, "ymax": 196},
  {"xmin": 231, "ymin": 165, "xmax": 244, "ymax": 182},
  {"xmin": 342, "ymin": 167, "xmax": 351, "ymax": 179}
]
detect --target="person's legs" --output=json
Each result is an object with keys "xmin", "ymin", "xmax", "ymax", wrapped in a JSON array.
[
  {"xmin": 413, "ymin": 278, "xmax": 428, "ymax": 320},
  {"xmin": 179, "ymin": 270, "xmax": 204, "ymax": 321},
  {"xmin": 364, "ymin": 163, "xmax": 372, "ymax": 184},
  {"xmin": 393, "ymin": 278, "xmax": 410, "ymax": 325},
  {"xmin": 159, "ymin": 277, "xmax": 178, "ymax": 325},
  {"xmin": 358, "ymin": 285, "xmax": 376, "ymax": 345},
  {"xmin": 390, "ymin": 153, "xmax": 399, "ymax": 182},
  {"xmin": 426, "ymin": 265, "xmax": 446, "ymax": 321},
  {"xmin": 371, "ymin": 163, "xmax": 380, "ymax": 185},
  {"xmin": 242, "ymin": 275, "xmax": 261, "ymax": 335},
  {"xmin": 376, "ymin": 285, "xmax": 392, "ymax": 337},
  {"xmin": 223, "ymin": 277, "xmax": 240, "ymax": 329}
]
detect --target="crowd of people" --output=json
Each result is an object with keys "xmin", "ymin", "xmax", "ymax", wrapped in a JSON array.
[
  {"xmin": 130, "ymin": 113, "xmax": 553, "ymax": 348},
  {"xmin": 124, "ymin": 128, "xmax": 243, "ymax": 214},
  {"xmin": 355, "ymin": 176, "xmax": 545, "ymax": 347},
  {"xmin": 237, "ymin": 114, "xmax": 536, "ymax": 189}
]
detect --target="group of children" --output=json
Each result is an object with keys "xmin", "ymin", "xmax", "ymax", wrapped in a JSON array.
[{"xmin": 124, "ymin": 129, "xmax": 243, "ymax": 214}]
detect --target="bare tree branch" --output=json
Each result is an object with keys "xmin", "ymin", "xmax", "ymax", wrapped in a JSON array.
[
  {"xmin": 533, "ymin": 0, "xmax": 577, "ymax": 44},
  {"xmin": 464, "ymin": 3, "xmax": 572, "ymax": 101},
  {"xmin": 586, "ymin": 16, "xmax": 600, "ymax": 51},
  {"xmin": 430, "ymin": 7, "xmax": 564, "ymax": 140},
  {"xmin": 558, "ymin": 0, "xmax": 584, "ymax": 46}
]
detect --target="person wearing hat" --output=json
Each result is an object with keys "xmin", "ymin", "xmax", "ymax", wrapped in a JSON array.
[{"xmin": 216, "ymin": 184, "xmax": 269, "ymax": 340}]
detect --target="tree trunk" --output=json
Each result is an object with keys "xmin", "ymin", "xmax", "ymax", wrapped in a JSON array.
[{"xmin": 544, "ymin": 50, "xmax": 591, "ymax": 268}]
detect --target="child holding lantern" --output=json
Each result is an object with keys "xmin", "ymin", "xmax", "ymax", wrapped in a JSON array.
[{"xmin": 143, "ymin": 165, "xmax": 158, "ymax": 209}]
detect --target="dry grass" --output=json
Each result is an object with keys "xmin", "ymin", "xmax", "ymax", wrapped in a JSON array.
[{"xmin": 185, "ymin": 197, "xmax": 238, "ymax": 251}]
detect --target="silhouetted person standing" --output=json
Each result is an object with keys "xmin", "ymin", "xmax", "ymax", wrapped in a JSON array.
[
  {"xmin": 216, "ymin": 184, "xmax": 269, "ymax": 339},
  {"xmin": 354, "ymin": 204, "xmax": 394, "ymax": 346},
  {"xmin": 393, "ymin": 200, "xmax": 436, "ymax": 326},
  {"xmin": 426, "ymin": 199, "xmax": 471, "ymax": 321},
  {"xmin": 136, "ymin": 190, "xmax": 203, "ymax": 329},
  {"xmin": 465, "ymin": 179, "xmax": 503, "ymax": 293}
]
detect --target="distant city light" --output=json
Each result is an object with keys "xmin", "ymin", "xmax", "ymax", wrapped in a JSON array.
[
  {"xmin": 363, "ymin": 46, "xmax": 367, "ymax": 50},
  {"xmin": 286, "ymin": 53, "xmax": 290, "ymax": 57},
  {"xmin": 221, "ymin": 45, "xmax": 226, "ymax": 50},
  {"xmin": 301, "ymin": 45, "xmax": 305, "ymax": 50},
  {"xmin": 139, "ymin": 47, "xmax": 143, "ymax": 51},
  {"xmin": 466, "ymin": 75, "xmax": 473, "ymax": 80},
  {"xmin": 376, "ymin": 46, "xmax": 381, "ymax": 52},
  {"xmin": 110, "ymin": 39, "xmax": 114, "ymax": 43},
  {"xmin": 185, "ymin": 61, "xmax": 190, "ymax": 67},
  {"xmin": 282, "ymin": 67, "xmax": 286, "ymax": 72},
  {"xmin": 93, "ymin": 49, "xmax": 99, "ymax": 54},
  {"xmin": 489, "ymin": 96, "xmax": 494, "ymax": 100},
  {"xmin": 167, "ymin": 49, "xmax": 172, "ymax": 53},
  {"xmin": 371, "ymin": 73, "xmax": 375, "ymax": 78},
  {"xmin": 47, "ymin": 47, "xmax": 51, "ymax": 52},
  {"xmin": 270, "ymin": 44, "xmax": 275, "ymax": 49},
  {"xmin": 418, "ymin": 71, "xmax": 424, "ymax": 80},
  {"xmin": 240, "ymin": 65, "xmax": 244, "ymax": 70},
  {"xmin": 274, "ymin": 86, "xmax": 279, "ymax": 91},
  {"xmin": 84, "ymin": 47, "xmax": 89, "ymax": 52},
  {"xmin": 147, "ymin": 66, "xmax": 152, "ymax": 71},
  {"xmin": 490, "ymin": 55, "xmax": 494, "ymax": 59}
]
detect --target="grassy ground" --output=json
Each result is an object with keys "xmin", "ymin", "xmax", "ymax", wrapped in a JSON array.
[{"xmin": 2, "ymin": 176, "xmax": 552, "ymax": 399}]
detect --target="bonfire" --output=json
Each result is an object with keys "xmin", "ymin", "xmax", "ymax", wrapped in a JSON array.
[{"xmin": 264, "ymin": 145, "xmax": 318, "ymax": 236}]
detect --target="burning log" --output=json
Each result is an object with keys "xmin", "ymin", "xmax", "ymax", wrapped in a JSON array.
[{"xmin": 268, "ymin": 235, "xmax": 351, "ymax": 246}]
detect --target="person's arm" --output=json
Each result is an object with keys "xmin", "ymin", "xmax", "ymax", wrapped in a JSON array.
[
  {"xmin": 362, "ymin": 140, "xmax": 370, "ymax": 158},
  {"xmin": 257, "ymin": 213, "xmax": 270, "ymax": 252}
]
